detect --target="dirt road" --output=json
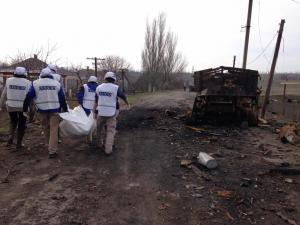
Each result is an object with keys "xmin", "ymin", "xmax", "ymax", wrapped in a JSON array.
[{"xmin": 0, "ymin": 91, "xmax": 299, "ymax": 225}]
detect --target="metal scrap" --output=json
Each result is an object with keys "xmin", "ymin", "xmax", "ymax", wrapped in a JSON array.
[{"xmin": 279, "ymin": 124, "xmax": 299, "ymax": 144}]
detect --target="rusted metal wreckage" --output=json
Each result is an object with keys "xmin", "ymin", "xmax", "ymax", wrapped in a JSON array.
[{"xmin": 192, "ymin": 66, "xmax": 261, "ymax": 125}]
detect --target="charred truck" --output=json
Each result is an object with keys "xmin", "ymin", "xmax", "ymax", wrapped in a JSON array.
[{"xmin": 191, "ymin": 66, "xmax": 261, "ymax": 126}]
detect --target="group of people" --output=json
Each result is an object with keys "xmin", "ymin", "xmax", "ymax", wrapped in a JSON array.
[{"xmin": 0, "ymin": 65, "xmax": 129, "ymax": 158}]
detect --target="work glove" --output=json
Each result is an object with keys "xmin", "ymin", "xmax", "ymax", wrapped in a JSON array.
[
  {"xmin": 62, "ymin": 105, "xmax": 69, "ymax": 113},
  {"xmin": 23, "ymin": 112, "xmax": 29, "ymax": 118}
]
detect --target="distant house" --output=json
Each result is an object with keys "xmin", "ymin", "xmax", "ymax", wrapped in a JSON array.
[
  {"xmin": 0, "ymin": 55, "xmax": 48, "ymax": 85},
  {"xmin": 0, "ymin": 55, "xmax": 82, "ymax": 97}
]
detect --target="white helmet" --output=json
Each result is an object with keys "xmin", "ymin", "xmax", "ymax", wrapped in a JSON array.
[
  {"xmin": 14, "ymin": 67, "xmax": 27, "ymax": 76},
  {"xmin": 47, "ymin": 64, "xmax": 57, "ymax": 74},
  {"xmin": 40, "ymin": 68, "xmax": 53, "ymax": 78},
  {"xmin": 104, "ymin": 71, "xmax": 116, "ymax": 81},
  {"xmin": 88, "ymin": 75, "xmax": 98, "ymax": 83}
]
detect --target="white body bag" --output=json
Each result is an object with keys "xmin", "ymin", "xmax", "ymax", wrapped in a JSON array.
[{"xmin": 59, "ymin": 106, "xmax": 96, "ymax": 137}]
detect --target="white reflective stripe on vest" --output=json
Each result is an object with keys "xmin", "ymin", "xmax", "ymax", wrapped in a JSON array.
[
  {"xmin": 6, "ymin": 77, "xmax": 31, "ymax": 108},
  {"xmin": 83, "ymin": 84, "xmax": 96, "ymax": 109},
  {"xmin": 33, "ymin": 78, "xmax": 61, "ymax": 110},
  {"xmin": 96, "ymin": 83, "xmax": 118, "ymax": 117}
]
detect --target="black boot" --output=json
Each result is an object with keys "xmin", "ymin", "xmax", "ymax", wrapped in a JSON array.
[{"xmin": 16, "ymin": 130, "xmax": 25, "ymax": 150}]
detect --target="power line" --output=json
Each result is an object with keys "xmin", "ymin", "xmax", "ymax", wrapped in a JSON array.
[
  {"xmin": 257, "ymin": 0, "xmax": 271, "ymax": 65},
  {"xmin": 280, "ymin": 35, "xmax": 286, "ymax": 71},
  {"xmin": 248, "ymin": 32, "xmax": 278, "ymax": 65}
]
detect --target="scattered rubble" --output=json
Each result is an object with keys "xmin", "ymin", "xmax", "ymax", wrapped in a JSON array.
[
  {"xmin": 0, "ymin": 91, "xmax": 299, "ymax": 225},
  {"xmin": 48, "ymin": 173, "xmax": 59, "ymax": 182},
  {"xmin": 158, "ymin": 203, "xmax": 170, "ymax": 210},
  {"xmin": 271, "ymin": 168, "xmax": 300, "ymax": 175},
  {"xmin": 284, "ymin": 178, "xmax": 294, "ymax": 184},
  {"xmin": 280, "ymin": 124, "xmax": 299, "ymax": 144},
  {"xmin": 180, "ymin": 159, "xmax": 192, "ymax": 167},
  {"xmin": 216, "ymin": 190, "xmax": 233, "ymax": 198},
  {"xmin": 276, "ymin": 212, "xmax": 298, "ymax": 225}
]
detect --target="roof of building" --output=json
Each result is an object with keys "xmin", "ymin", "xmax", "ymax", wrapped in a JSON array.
[
  {"xmin": 7, "ymin": 54, "xmax": 48, "ymax": 71},
  {"xmin": 0, "ymin": 55, "xmax": 73, "ymax": 77}
]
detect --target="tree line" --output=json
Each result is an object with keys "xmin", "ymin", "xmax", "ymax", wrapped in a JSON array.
[{"xmin": 0, "ymin": 13, "xmax": 188, "ymax": 91}]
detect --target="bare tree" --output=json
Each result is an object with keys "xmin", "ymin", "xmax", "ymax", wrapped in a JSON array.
[
  {"xmin": 141, "ymin": 13, "xmax": 187, "ymax": 90},
  {"xmin": 67, "ymin": 63, "xmax": 84, "ymax": 84},
  {"xmin": 0, "ymin": 60, "xmax": 9, "ymax": 68},
  {"xmin": 162, "ymin": 33, "xmax": 187, "ymax": 87},
  {"xmin": 99, "ymin": 55, "xmax": 131, "ymax": 72},
  {"xmin": 9, "ymin": 41, "xmax": 59, "ymax": 65}
]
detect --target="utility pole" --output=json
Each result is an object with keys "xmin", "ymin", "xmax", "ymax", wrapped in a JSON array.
[
  {"xmin": 86, "ymin": 57, "xmax": 105, "ymax": 78},
  {"xmin": 242, "ymin": 0, "xmax": 253, "ymax": 69},
  {"xmin": 233, "ymin": 55, "xmax": 236, "ymax": 68},
  {"xmin": 261, "ymin": 19, "xmax": 285, "ymax": 119}
]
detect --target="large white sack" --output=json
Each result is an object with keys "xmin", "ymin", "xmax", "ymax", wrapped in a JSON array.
[{"xmin": 59, "ymin": 106, "xmax": 94, "ymax": 137}]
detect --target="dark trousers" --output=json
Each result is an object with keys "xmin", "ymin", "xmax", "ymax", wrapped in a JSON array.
[
  {"xmin": 8, "ymin": 112, "xmax": 27, "ymax": 145},
  {"xmin": 9, "ymin": 112, "xmax": 27, "ymax": 132}
]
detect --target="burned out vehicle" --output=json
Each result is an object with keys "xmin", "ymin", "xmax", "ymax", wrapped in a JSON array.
[{"xmin": 191, "ymin": 66, "xmax": 260, "ymax": 125}]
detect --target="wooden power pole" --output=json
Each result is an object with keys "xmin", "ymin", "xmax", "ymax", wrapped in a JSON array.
[
  {"xmin": 86, "ymin": 57, "xmax": 105, "ymax": 78},
  {"xmin": 261, "ymin": 19, "xmax": 286, "ymax": 119},
  {"xmin": 233, "ymin": 55, "xmax": 236, "ymax": 68},
  {"xmin": 242, "ymin": 0, "xmax": 253, "ymax": 69}
]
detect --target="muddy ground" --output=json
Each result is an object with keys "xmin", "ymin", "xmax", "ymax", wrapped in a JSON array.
[{"xmin": 0, "ymin": 90, "xmax": 299, "ymax": 225}]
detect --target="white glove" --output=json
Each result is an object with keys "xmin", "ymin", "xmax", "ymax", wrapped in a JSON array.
[{"xmin": 23, "ymin": 112, "xmax": 29, "ymax": 118}]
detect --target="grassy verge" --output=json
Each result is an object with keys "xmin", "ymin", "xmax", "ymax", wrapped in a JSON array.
[{"xmin": 127, "ymin": 92, "xmax": 154, "ymax": 105}]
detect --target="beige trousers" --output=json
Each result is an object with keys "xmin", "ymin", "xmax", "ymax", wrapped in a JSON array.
[
  {"xmin": 39, "ymin": 113, "xmax": 60, "ymax": 154},
  {"xmin": 97, "ymin": 110, "xmax": 119, "ymax": 154},
  {"xmin": 87, "ymin": 119, "xmax": 97, "ymax": 144}
]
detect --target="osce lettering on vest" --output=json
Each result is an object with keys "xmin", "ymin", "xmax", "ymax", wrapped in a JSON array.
[
  {"xmin": 39, "ymin": 86, "xmax": 56, "ymax": 91},
  {"xmin": 6, "ymin": 77, "xmax": 31, "ymax": 108},
  {"xmin": 99, "ymin": 91, "xmax": 112, "ymax": 97},
  {"xmin": 9, "ymin": 85, "xmax": 26, "ymax": 90},
  {"xmin": 96, "ymin": 83, "xmax": 118, "ymax": 117},
  {"xmin": 33, "ymin": 79, "xmax": 61, "ymax": 110},
  {"xmin": 83, "ymin": 84, "xmax": 96, "ymax": 110}
]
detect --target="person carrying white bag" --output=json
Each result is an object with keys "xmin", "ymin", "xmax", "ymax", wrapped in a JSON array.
[
  {"xmin": 23, "ymin": 68, "xmax": 68, "ymax": 159},
  {"xmin": 75, "ymin": 75, "xmax": 99, "ymax": 143},
  {"xmin": 94, "ymin": 71, "xmax": 129, "ymax": 155}
]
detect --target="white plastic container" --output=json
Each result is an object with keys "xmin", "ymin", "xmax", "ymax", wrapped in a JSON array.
[{"xmin": 197, "ymin": 152, "xmax": 218, "ymax": 169}]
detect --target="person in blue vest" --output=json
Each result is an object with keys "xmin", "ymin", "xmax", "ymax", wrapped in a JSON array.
[
  {"xmin": 23, "ymin": 68, "xmax": 68, "ymax": 158},
  {"xmin": 47, "ymin": 64, "xmax": 64, "ymax": 88},
  {"xmin": 76, "ymin": 75, "xmax": 99, "ymax": 144},
  {"xmin": 94, "ymin": 71, "xmax": 129, "ymax": 155},
  {"xmin": 0, "ymin": 67, "xmax": 31, "ymax": 149},
  {"xmin": 76, "ymin": 75, "xmax": 99, "ymax": 116}
]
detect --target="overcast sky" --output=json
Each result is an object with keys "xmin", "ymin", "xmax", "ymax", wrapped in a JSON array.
[{"xmin": 0, "ymin": 0, "xmax": 299, "ymax": 73}]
